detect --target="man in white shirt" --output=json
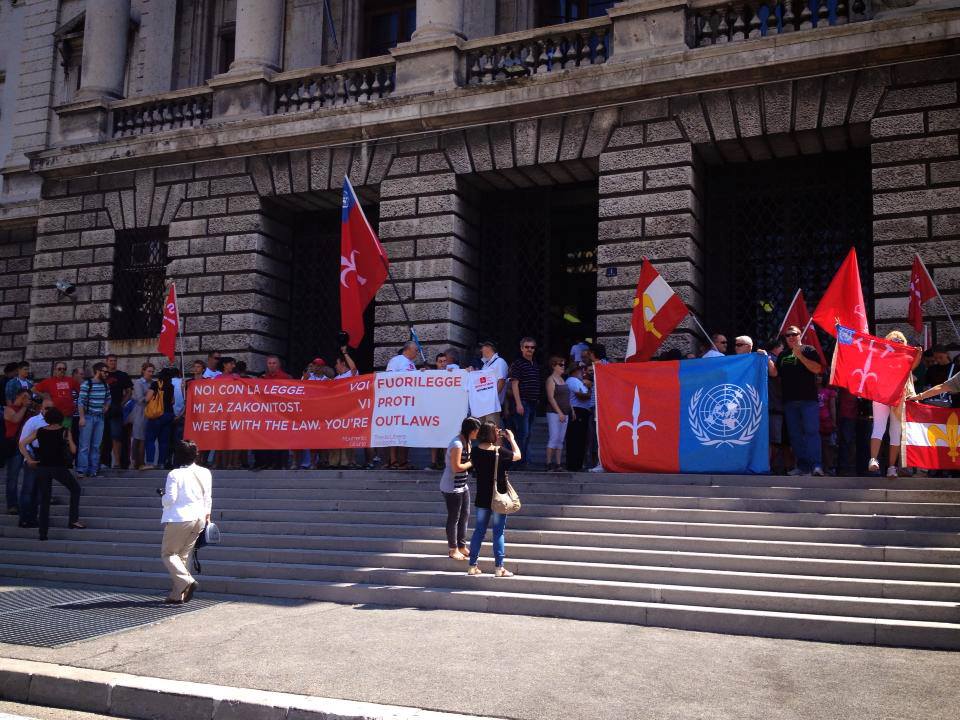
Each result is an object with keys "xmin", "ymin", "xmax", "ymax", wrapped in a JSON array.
[
  {"xmin": 478, "ymin": 340, "xmax": 509, "ymax": 426},
  {"xmin": 701, "ymin": 334, "xmax": 728, "ymax": 358},
  {"xmin": 17, "ymin": 394, "xmax": 54, "ymax": 528},
  {"xmin": 334, "ymin": 347, "xmax": 359, "ymax": 380},
  {"xmin": 565, "ymin": 367, "xmax": 593, "ymax": 472},
  {"xmin": 201, "ymin": 352, "xmax": 222, "ymax": 379},
  {"xmin": 385, "ymin": 342, "xmax": 419, "ymax": 468}
]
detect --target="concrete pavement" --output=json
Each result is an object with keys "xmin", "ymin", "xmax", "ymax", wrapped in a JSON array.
[
  {"xmin": 0, "ymin": 700, "xmax": 125, "ymax": 719},
  {"xmin": 0, "ymin": 582, "xmax": 956, "ymax": 720}
]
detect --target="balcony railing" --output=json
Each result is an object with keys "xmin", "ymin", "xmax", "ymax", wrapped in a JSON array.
[
  {"xmin": 688, "ymin": 0, "xmax": 872, "ymax": 47},
  {"xmin": 110, "ymin": 88, "xmax": 213, "ymax": 138},
  {"xmin": 272, "ymin": 57, "xmax": 396, "ymax": 114},
  {"xmin": 462, "ymin": 16, "xmax": 610, "ymax": 86}
]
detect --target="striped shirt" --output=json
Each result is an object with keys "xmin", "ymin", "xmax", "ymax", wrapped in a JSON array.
[
  {"xmin": 78, "ymin": 379, "xmax": 110, "ymax": 414},
  {"xmin": 508, "ymin": 357, "xmax": 541, "ymax": 404}
]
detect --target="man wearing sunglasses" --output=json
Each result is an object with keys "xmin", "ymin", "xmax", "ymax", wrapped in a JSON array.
[
  {"xmin": 508, "ymin": 337, "xmax": 540, "ymax": 467},
  {"xmin": 775, "ymin": 325, "xmax": 824, "ymax": 477},
  {"xmin": 34, "ymin": 363, "xmax": 80, "ymax": 431}
]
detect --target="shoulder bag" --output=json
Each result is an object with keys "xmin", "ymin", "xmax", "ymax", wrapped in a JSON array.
[
  {"xmin": 145, "ymin": 380, "xmax": 165, "ymax": 419},
  {"xmin": 490, "ymin": 448, "xmax": 521, "ymax": 515}
]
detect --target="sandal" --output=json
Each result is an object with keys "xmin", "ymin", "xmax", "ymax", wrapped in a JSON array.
[
  {"xmin": 448, "ymin": 549, "xmax": 466, "ymax": 561},
  {"xmin": 467, "ymin": 566, "xmax": 482, "ymax": 576},
  {"xmin": 494, "ymin": 567, "xmax": 514, "ymax": 578},
  {"xmin": 69, "ymin": 522, "xmax": 86, "ymax": 530}
]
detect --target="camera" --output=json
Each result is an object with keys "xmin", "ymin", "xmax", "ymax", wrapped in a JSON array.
[{"xmin": 337, "ymin": 330, "xmax": 350, "ymax": 347}]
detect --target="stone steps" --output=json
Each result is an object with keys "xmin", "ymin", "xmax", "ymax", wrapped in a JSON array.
[{"xmin": 4, "ymin": 469, "xmax": 960, "ymax": 649}]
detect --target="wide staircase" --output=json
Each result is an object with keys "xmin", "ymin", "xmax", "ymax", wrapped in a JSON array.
[{"xmin": 1, "ymin": 469, "xmax": 959, "ymax": 649}]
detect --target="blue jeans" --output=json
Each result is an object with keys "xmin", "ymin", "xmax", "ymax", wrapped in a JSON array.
[
  {"xmin": 78, "ymin": 414, "xmax": 105, "ymax": 476},
  {"xmin": 469, "ymin": 507, "xmax": 507, "ymax": 567},
  {"xmin": 784, "ymin": 400, "xmax": 821, "ymax": 472},
  {"xmin": 5, "ymin": 450, "xmax": 23, "ymax": 510},
  {"xmin": 146, "ymin": 411, "xmax": 175, "ymax": 465},
  {"xmin": 18, "ymin": 462, "xmax": 37, "ymax": 523},
  {"xmin": 511, "ymin": 400, "xmax": 537, "ymax": 464}
]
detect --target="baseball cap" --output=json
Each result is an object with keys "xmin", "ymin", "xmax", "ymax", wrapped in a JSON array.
[{"xmin": 311, "ymin": 357, "xmax": 326, "ymax": 366}]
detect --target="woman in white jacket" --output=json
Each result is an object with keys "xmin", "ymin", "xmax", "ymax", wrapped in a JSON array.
[{"xmin": 160, "ymin": 440, "xmax": 212, "ymax": 604}]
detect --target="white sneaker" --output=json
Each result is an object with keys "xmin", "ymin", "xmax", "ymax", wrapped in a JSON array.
[
  {"xmin": 886, "ymin": 465, "xmax": 898, "ymax": 478},
  {"xmin": 812, "ymin": 466, "xmax": 825, "ymax": 477},
  {"xmin": 588, "ymin": 464, "xmax": 604, "ymax": 473},
  {"xmin": 787, "ymin": 468, "xmax": 804, "ymax": 476},
  {"xmin": 867, "ymin": 458, "xmax": 880, "ymax": 473}
]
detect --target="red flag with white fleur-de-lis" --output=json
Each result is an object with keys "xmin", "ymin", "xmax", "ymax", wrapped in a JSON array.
[
  {"xmin": 157, "ymin": 283, "xmax": 179, "ymax": 363},
  {"xmin": 829, "ymin": 325, "xmax": 918, "ymax": 407}
]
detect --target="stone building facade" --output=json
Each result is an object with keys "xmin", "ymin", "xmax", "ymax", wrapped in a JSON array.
[{"xmin": 0, "ymin": 0, "xmax": 958, "ymax": 374}]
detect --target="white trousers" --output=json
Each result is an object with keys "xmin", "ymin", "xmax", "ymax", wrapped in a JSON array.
[
  {"xmin": 871, "ymin": 401, "xmax": 901, "ymax": 445},
  {"xmin": 547, "ymin": 412, "xmax": 568, "ymax": 449}
]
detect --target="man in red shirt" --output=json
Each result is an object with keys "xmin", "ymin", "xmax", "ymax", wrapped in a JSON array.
[
  {"xmin": 255, "ymin": 356, "xmax": 292, "ymax": 471},
  {"xmin": 34, "ymin": 362, "xmax": 80, "ymax": 429}
]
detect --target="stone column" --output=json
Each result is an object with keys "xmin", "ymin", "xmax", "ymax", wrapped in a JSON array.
[
  {"xmin": 393, "ymin": 0, "xmax": 466, "ymax": 95},
  {"xmin": 411, "ymin": 0, "xmax": 465, "ymax": 41},
  {"xmin": 229, "ymin": 0, "xmax": 285, "ymax": 74},
  {"xmin": 607, "ymin": 0, "xmax": 689, "ymax": 64},
  {"xmin": 76, "ymin": 0, "xmax": 131, "ymax": 100}
]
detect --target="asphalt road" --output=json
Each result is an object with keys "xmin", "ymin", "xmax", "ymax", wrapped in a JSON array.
[{"xmin": 0, "ymin": 583, "xmax": 957, "ymax": 720}]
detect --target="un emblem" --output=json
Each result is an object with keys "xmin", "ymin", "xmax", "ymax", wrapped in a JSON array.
[{"xmin": 688, "ymin": 383, "xmax": 762, "ymax": 447}]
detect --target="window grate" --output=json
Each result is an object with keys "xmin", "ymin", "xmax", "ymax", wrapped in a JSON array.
[{"xmin": 110, "ymin": 227, "xmax": 169, "ymax": 340}]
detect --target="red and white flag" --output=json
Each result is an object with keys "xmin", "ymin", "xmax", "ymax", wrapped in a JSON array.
[
  {"xmin": 812, "ymin": 248, "xmax": 868, "ymax": 337},
  {"xmin": 157, "ymin": 283, "xmax": 179, "ymax": 363},
  {"xmin": 341, "ymin": 176, "xmax": 389, "ymax": 348},
  {"xmin": 625, "ymin": 258, "xmax": 689, "ymax": 362},
  {"xmin": 778, "ymin": 289, "xmax": 826, "ymax": 367},
  {"xmin": 903, "ymin": 402, "xmax": 960, "ymax": 470},
  {"xmin": 908, "ymin": 254, "xmax": 938, "ymax": 333},
  {"xmin": 829, "ymin": 325, "xmax": 918, "ymax": 406}
]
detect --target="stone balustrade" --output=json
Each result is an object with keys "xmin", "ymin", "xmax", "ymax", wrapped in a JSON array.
[
  {"xmin": 110, "ymin": 88, "xmax": 213, "ymax": 138},
  {"xmin": 688, "ymin": 0, "xmax": 873, "ymax": 47},
  {"xmin": 272, "ymin": 57, "xmax": 397, "ymax": 114},
  {"xmin": 463, "ymin": 16, "xmax": 611, "ymax": 86}
]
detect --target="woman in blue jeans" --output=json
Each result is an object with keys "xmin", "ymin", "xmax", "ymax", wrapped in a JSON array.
[
  {"xmin": 143, "ymin": 370, "xmax": 176, "ymax": 470},
  {"xmin": 468, "ymin": 421, "xmax": 521, "ymax": 577}
]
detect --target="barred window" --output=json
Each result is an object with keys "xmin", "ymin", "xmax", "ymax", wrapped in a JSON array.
[{"xmin": 109, "ymin": 228, "xmax": 169, "ymax": 340}]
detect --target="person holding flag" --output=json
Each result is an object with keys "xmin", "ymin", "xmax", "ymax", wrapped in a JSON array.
[
  {"xmin": 776, "ymin": 325, "xmax": 825, "ymax": 476},
  {"xmin": 858, "ymin": 329, "xmax": 923, "ymax": 477}
]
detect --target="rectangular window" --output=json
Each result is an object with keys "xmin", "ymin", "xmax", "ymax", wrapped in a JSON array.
[
  {"xmin": 363, "ymin": 1, "xmax": 416, "ymax": 58},
  {"xmin": 109, "ymin": 228, "xmax": 169, "ymax": 340},
  {"xmin": 538, "ymin": 0, "xmax": 614, "ymax": 26}
]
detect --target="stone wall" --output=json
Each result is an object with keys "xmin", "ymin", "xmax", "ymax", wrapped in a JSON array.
[
  {"xmin": 872, "ymin": 57, "xmax": 960, "ymax": 346},
  {"xmin": 0, "ymin": 226, "xmax": 35, "ymax": 366}
]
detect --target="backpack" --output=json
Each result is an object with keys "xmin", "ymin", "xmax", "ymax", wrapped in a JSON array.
[{"xmin": 145, "ymin": 380, "xmax": 165, "ymax": 419}]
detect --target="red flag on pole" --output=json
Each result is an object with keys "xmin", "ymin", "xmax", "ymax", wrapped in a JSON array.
[
  {"xmin": 778, "ymin": 288, "xmax": 826, "ymax": 367},
  {"xmin": 341, "ymin": 176, "xmax": 389, "ymax": 348},
  {"xmin": 812, "ymin": 248, "xmax": 868, "ymax": 337},
  {"xmin": 157, "ymin": 283, "xmax": 178, "ymax": 363},
  {"xmin": 625, "ymin": 258, "xmax": 689, "ymax": 362},
  {"xmin": 829, "ymin": 325, "xmax": 919, "ymax": 406},
  {"xmin": 908, "ymin": 254, "xmax": 938, "ymax": 333}
]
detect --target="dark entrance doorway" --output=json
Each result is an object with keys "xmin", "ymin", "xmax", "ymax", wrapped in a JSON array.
[
  {"xmin": 704, "ymin": 150, "xmax": 873, "ymax": 349},
  {"xmin": 286, "ymin": 209, "xmax": 376, "ymax": 375},
  {"xmin": 478, "ymin": 182, "xmax": 598, "ymax": 360}
]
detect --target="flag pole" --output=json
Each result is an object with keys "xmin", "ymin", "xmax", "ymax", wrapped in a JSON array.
[
  {"xmin": 779, "ymin": 288, "xmax": 803, "ymax": 338},
  {"xmin": 689, "ymin": 313, "xmax": 720, "ymax": 353},
  {"xmin": 383, "ymin": 261, "xmax": 426, "ymax": 364},
  {"xmin": 917, "ymin": 253, "xmax": 960, "ymax": 344}
]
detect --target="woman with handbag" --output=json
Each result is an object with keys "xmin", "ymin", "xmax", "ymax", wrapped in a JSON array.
[
  {"xmin": 18, "ymin": 407, "xmax": 85, "ymax": 541},
  {"xmin": 160, "ymin": 440, "xmax": 212, "ymax": 604},
  {"xmin": 467, "ymin": 421, "xmax": 521, "ymax": 577},
  {"xmin": 440, "ymin": 416, "xmax": 481, "ymax": 561}
]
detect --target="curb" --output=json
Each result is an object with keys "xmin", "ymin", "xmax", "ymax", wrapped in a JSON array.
[{"xmin": 0, "ymin": 658, "xmax": 504, "ymax": 720}]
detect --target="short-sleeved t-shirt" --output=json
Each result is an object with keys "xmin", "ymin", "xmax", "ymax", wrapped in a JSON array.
[
  {"xmin": 508, "ymin": 357, "xmax": 540, "ymax": 404},
  {"xmin": 34, "ymin": 377, "xmax": 80, "ymax": 417},
  {"xmin": 439, "ymin": 436, "xmax": 470, "ymax": 494},
  {"xmin": 480, "ymin": 354, "xmax": 509, "ymax": 404},
  {"xmin": 104, "ymin": 370, "xmax": 133, "ymax": 416},
  {"xmin": 386, "ymin": 354, "xmax": 416, "ymax": 372},
  {"xmin": 776, "ymin": 345, "xmax": 821, "ymax": 402}
]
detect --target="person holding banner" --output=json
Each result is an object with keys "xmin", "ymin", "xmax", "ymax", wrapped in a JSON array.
[
  {"xmin": 468, "ymin": 423, "xmax": 520, "ymax": 577},
  {"xmin": 440, "ymin": 417, "xmax": 480, "ymax": 561},
  {"xmin": 867, "ymin": 330, "xmax": 922, "ymax": 477},
  {"xmin": 907, "ymin": 372, "xmax": 960, "ymax": 406}
]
